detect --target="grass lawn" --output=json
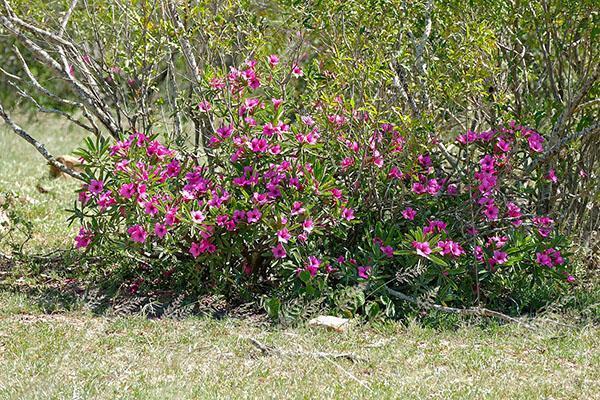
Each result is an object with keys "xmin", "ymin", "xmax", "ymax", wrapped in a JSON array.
[{"xmin": 1, "ymin": 115, "xmax": 599, "ymax": 399}]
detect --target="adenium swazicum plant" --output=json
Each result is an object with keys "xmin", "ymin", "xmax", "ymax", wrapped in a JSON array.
[{"xmin": 69, "ymin": 56, "xmax": 572, "ymax": 318}]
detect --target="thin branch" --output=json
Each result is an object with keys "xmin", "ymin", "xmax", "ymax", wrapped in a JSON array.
[
  {"xmin": 0, "ymin": 103, "xmax": 84, "ymax": 181},
  {"xmin": 387, "ymin": 288, "xmax": 534, "ymax": 329}
]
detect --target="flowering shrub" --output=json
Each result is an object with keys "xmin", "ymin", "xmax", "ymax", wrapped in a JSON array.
[{"xmin": 71, "ymin": 57, "xmax": 572, "ymax": 317}]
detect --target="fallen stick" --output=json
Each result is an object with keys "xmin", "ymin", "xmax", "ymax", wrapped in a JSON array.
[
  {"xmin": 243, "ymin": 336, "xmax": 360, "ymax": 362},
  {"xmin": 243, "ymin": 336, "xmax": 372, "ymax": 392},
  {"xmin": 387, "ymin": 288, "xmax": 534, "ymax": 329}
]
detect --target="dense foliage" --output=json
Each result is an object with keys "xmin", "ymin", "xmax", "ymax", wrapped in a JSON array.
[
  {"xmin": 69, "ymin": 57, "xmax": 573, "ymax": 318},
  {"xmin": 0, "ymin": 0, "xmax": 596, "ymax": 318}
]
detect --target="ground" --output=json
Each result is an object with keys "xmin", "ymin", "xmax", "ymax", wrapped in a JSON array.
[{"xmin": 1, "ymin": 116, "xmax": 599, "ymax": 399}]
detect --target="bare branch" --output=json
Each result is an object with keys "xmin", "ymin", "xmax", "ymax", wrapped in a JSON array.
[
  {"xmin": 387, "ymin": 288, "xmax": 534, "ymax": 329},
  {"xmin": 0, "ymin": 103, "xmax": 84, "ymax": 181}
]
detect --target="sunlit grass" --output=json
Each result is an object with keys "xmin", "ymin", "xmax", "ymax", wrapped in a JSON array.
[{"xmin": 0, "ymin": 112, "xmax": 85, "ymax": 252}]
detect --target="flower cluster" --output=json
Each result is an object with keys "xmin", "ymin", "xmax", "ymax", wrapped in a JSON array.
[{"xmin": 71, "ymin": 56, "xmax": 573, "ymax": 314}]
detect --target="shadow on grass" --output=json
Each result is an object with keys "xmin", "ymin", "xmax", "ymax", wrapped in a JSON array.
[{"xmin": 0, "ymin": 251, "xmax": 266, "ymax": 322}]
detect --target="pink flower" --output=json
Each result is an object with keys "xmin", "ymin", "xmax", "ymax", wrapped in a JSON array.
[
  {"xmin": 154, "ymin": 223, "xmax": 167, "ymax": 238},
  {"xmin": 291, "ymin": 64, "xmax": 303, "ymax": 78},
  {"xmin": 267, "ymin": 54, "xmax": 279, "ymax": 66},
  {"xmin": 423, "ymin": 220, "xmax": 447, "ymax": 235},
  {"xmin": 127, "ymin": 225, "xmax": 147, "ymax": 243},
  {"xmin": 301, "ymin": 115, "xmax": 315, "ymax": 126},
  {"xmin": 119, "ymin": 183, "xmax": 136, "ymax": 199},
  {"xmin": 438, "ymin": 240, "xmax": 464, "ymax": 257},
  {"xmin": 272, "ymin": 98, "xmax": 283, "ymax": 109},
  {"xmin": 546, "ymin": 169, "xmax": 558, "ymax": 184},
  {"xmin": 272, "ymin": 243, "xmax": 287, "ymax": 259},
  {"xmin": 302, "ymin": 219, "xmax": 314, "ymax": 233},
  {"xmin": 340, "ymin": 157, "xmax": 355, "ymax": 170},
  {"xmin": 388, "ymin": 166, "xmax": 403, "ymax": 180},
  {"xmin": 191, "ymin": 210, "xmax": 206, "ymax": 224},
  {"xmin": 535, "ymin": 251, "xmax": 553, "ymax": 267},
  {"xmin": 144, "ymin": 201, "xmax": 159, "ymax": 216},
  {"xmin": 331, "ymin": 188, "xmax": 343, "ymax": 200},
  {"xmin": 496, "ymin": 137, "xmax": 511, "ymax": 152},
  {"xmin": 380, "ymin": 245, "xmax": 394, "ymax": 258},
  {"xmin": 277, "ymin": 228, "xmax": 291, "ymax": 243},
  {"xmin": 247, "ymin": 208, "xmax": 262, "ymax": 223},
  {"xmin": 88, "ymin": 179, "xmax": 104, "ymax": 195},
  {"xmin": 198, "ymin": 100, "xmax": 211, "ymax": 112},
  {"xmin": 74, "ymin": 227, "xmax": 93, "ymax": 249},
  {"xmin": 402, "ymin": 207, "xmax": 416, "ymax": 220},
  {"xmin": 491, "ymin": 250, "xmax": 508, "ymax": 265},
  {"xmin": 412, "ymin": 241, "xmax": 432, "ymax": 257},
  {"xmin": 566, "ymin": 275, "xmax": 575, "ymax": 283},
  {"xmin": 483, "ymin": 203, "xmax": 499, "ymax": 221},
  {"xmin": 250, "ymin": 138, "xmax": 268, "ymax": 153},
  {"xmin": 189, "ymin": 242, "xmax": 201, "ymax": 258},
  {"xmin": 357, "ymin": 265, "xmax": 372, "ymax": 279},
  {"xmin": 291, "ymin": 201, "xmax": 305, "ymax": 216},
  {"xmin": 341, "ymin": 207, "xmax": 355, "ymax": 221},
  {"xmin": 304, "ymin": 256, "xmax": 321, "ymax": 277},
  {"xmin": 527, "ymin": 132, "xmax": 544, "ymax": 153},
  {"xmin": 533, "ymin": 216, "xmax": 554, "ymax": 237}
]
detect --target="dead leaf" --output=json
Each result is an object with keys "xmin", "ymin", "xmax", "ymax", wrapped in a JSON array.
[
  {"xmin": 36, "ymin": 183, "xmax": 50, "ymax": 194},
  {"xmin": 49, "ymin": 155, "xmax": 83, "ymax": 179}
]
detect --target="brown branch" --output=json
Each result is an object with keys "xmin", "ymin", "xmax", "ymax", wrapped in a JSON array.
[
  {"xmin": 387, "ymin": 288, "xmax": 534, "ymax": 329},
  {"xmin": 0, "ymin": 103, "xmax": 84, "ymax": 181}
]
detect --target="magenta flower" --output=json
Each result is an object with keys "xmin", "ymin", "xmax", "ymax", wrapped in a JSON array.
[
  {"xmin": 267, "ymin": 54, "xmax": 279, "ymax": 66},
  {"xmin": 535, "ymin": 251, "xmax": 553, "ymax": 267},
  {"xmin": 191, "ymin": 210, "xmax": 206, "ymax": 224},
  {"xmin": 438, "ymin": 240, "xmax": 465, "ymax": 257},
  {"xmin": 527, "ymin": 132, "xmax": 544, "ymax": 153},
  {"xmin": 154, "ymin": 223, "xmax": 167, "ymax": 238},
  {"xmin": 491, "ymin": 250, "xmax": 508, "ymax": 265},
  {"xmin": 250, "ymin": 138, "xmax": 268, "ymax": 153},
  {"xmin": 341, "ymin": 207, "xmax": 355, "ymax": 221},
  {"xmin": 301, "ymin": 115, "xmax": 315, "ymax": 126},
  {"xmin": 277, "ymin": 228, "xmax": 291, "ymax": 243},
  {"xmin": 388, "ymin": 166, "xmax": 403, "ymax": 180},
  {"xmin": 271, "ymin": 243, "xmax": 287, "ymax": 259},
  {"xmin": 380, "ymin": 245, "xmax": 394, "ymax": 258},
  {"xmin": 483, "ymin": 203, "xmax": 499, "ymax": 221},
  {"xmin": 88, "ymin": 179, "xmax": 104, "ymax": 195},
  {"xmin": 74, "ymin": 227, "xmax": 93, "ymax": 249},
  {"xmin": 127, "ymin": 225, "xmax": 147, "ymax": 243},
  {"xmin": 291, "ymin": 201, "xmax": 305, "ymax": 216},
  {"xmin": 412, "ymin": 241, "xmax": 432, "ymax": 257},
  {"xmin": 402, "ymin": 207, "xmax": 416, "ymax": 220},
  {"xmin": 302, "ymin": 219, "xmax": 314, "ymax": 233},
  {"xmin": 357, "ymin": 265, "xmax": 372, "ymax": 279},
  {"xmin": 546, "ymin": 169, "xmax": 558, "ymax": 184},
  {"xmin": 189, "ymin": 242, "xmax": 201, "ymax": 258},
  {"xmin": 566, "ymin": 275, "xmax": 575, "ymax": 283},
  {"xmin": 305, "ymin": 256, "xmax": 320, "ymax": 276},
  {"xmin": 119, "ymin": 183, "xmax": 136, "ymax": 199},
  {"xmin": 291, "ymin": 64, "xmax": 303, "ymax": 78},
  {"xmin": 496, "ymin": 137, "xmax": 511, "ymax": 152},
  {"xmin": 272, "ymin": 98, "xmax": 283, "ymax": 109},
  {"xmin": 412, "ymin": 182, "xmax": 427, "ymax": 195},
  {"xmin": 246, "ymin": 208, "xmax": 262, "ymax": 223},
  {"xmin": 144, "ymin": 201, "xmax": 159, "ymax": 216},
  {"xmin": 198, "ymin": 100, "xmax": 211, "ymax": 112}
]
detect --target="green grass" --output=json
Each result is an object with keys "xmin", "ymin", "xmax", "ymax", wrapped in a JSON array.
[
  {"xmin": 0, "ymin": 290, "xmax": 599, "ymax": 400},
  {"xmin": 1, "ymin": 114, "xmax": 599, "ymax": 399},
  {"xmin": 1, "ymin": 113, "xmax": 84, "ymax": 252}
]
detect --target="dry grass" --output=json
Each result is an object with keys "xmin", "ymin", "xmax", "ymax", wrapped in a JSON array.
[{"xmin": 0, "ymin": 290, "xmax": 599, "ymax": 400}]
